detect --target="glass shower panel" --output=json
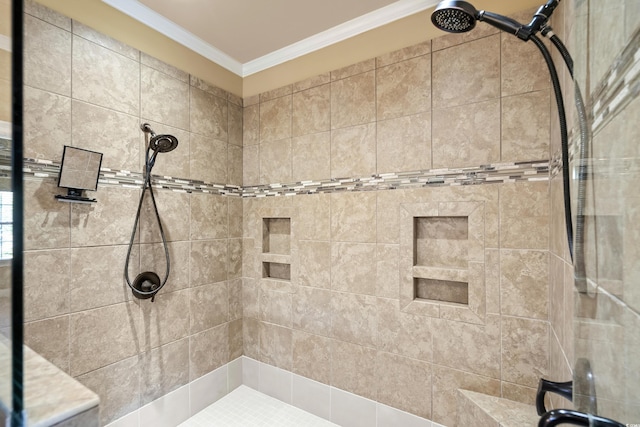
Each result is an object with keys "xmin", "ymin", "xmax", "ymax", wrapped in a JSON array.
[
  {"xmin": 572, "ymin": 0, "xmax": 640, "ymax": 424},
  {"xmin": 0, "ymin": 0, "xmax": 13, "ymax": 422}
]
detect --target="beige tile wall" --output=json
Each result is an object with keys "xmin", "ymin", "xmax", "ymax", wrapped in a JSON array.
[
  {"xmin": 241, "ymin": 10, "xmax": 552, "ymax": 426},
  {"xmin": 20, "ymin": 2, "xmax": 243, "ymax": 425}
]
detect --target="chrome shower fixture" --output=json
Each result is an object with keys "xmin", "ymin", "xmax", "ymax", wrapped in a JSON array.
[{"xmin": 431, "ymin": 0, "xmax": 559, "ymax": 41}]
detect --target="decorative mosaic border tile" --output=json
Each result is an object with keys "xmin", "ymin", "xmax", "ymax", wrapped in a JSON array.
[
  {"xmin": 0, "ymin": 149, "xmax": 550, "ymax": 198},
  {"xmin": 590, "ymin": 24, "xmax": 640, "ymax": 133}
]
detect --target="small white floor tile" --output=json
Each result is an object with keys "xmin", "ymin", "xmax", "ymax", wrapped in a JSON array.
[{"xmin": 178, "ymin": 385, "xmax": 339, "ymax": 427}]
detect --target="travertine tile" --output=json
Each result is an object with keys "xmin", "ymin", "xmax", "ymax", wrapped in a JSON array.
[
  {"xmin": 432, "ymin": 98, "xmax": 500, "ymax": 168},
  {"xmin": 190, "ymin": 193, "xmax": 228, "ymax": 240},
  {"xmin": 229, "ymin": 198, "xmax": 243, "ymax": 239},
  {"xmin": 331, "ymin": 242, "xmax": 376, "ymax": 295},
  {"xmin": 24, "ymin": 316, "xmax": 70, "ymax": 373},
  {"xmin": 243, "ymin": 95, "xmax": 259, "ymax": 107},
  {"xmin": 259, "ymin": 287, "xmax": 292, "ymax": 328},
  {"xmin": 69, "ymin": 245, "xmax": 130, "ymax": 312},
  {"xmin": 242, "ymin": 316, "xmax": 260, "ymax": 360},
  {"xmin": 377, "ymin": 112, "xmax": 431, "ymax": 173},
  {"xmin": 376, "ymin": 351, "xmax": 432, "ymax": 419},
  {"xmin": 243, "ymin": 104, "xmax": 260, "ymax": 146},
  {"xmin": 292, "ymin": 73, "xmax": 330, "ymax": 92},
  {"xmin": 190, "ymin": 75, "xmax": 228, "ymax": 99},
  {"xmin": 24, "ymin": 249, "xmax": 69, "ymax": 322},
  {"xmin": 485, "ymin": 249, "xmax": 500, "ymax": 314},
  {"xmin": 500, "ymin": 249, "xmax": 549, "ymax": 320},
  {"xmin": 260, "ymin": 85, "xmax": 292, "ymax": 102},
  {"xmin": 229, "ymin": 318, "xmax": 243, "ymax": 360},
  {"xmin": 499, "ymin": 181, "xmax": 549, "ymax": 249},
  {"xmin": 138, "ymin": 289, "xmax": 189, "ymax": 349},
  {"xmin": 70, "ymin": 302, "xmax": 141, "ymax": 376},
  {"xmin": 72, "ymin": 20, "xmax": 138, "ymax": 60},
  {"xmin": 190, "ymin": 239, "xmax": 228, "ymax": 287},
  {"xmin": 70, "ymin": 186, "xmax": 139, "ymax": 247},
  {"xmin": 501, "ymin": 90, "xmax": 550, "ymax": 162},
  {"xmin": 297, "ymin": 240, "xmax": 330, "ymax": 289},
  {"xmin": 549, "ymin": 254, "xmax": 565, "ymax": 347},
  {"xmin": 292, "ymin": 84, "xmax": 330, "ymax": 137},
  {"xmin": 501, "ymin": 31, "xmax": 550, "ymax": 97},
  {"xmin": 292, "ymin": 132, "xmax": 331, "ymax": 182},
  {"xmin": 76, "ymin": 356, "xmax": 140, "ymax": 426},
  {"xmin": 243, "ymin": 144, "xmax": 260, "ymax": 186},
  {"xmin": 432, "ymin": 21, "xmax": 499, "ymax": 51},
  {"xmin": 330, "ymin": 191, "xmax": 376, "ymax": 243},
  {"xmin": 377, "ymin": 298, "xmax": 431, "ymax": 361},
  {"xmin": 432, "ymin": 315, "xmax": 501, "ymax": 378},
  {"xmin": 259, "ymin": 322, "xmax": 292, "ymax": 370},
  {"xmin": 72, "ymin": 99, "xmax": 140, "ymax": 171},
  {"xmin": 25, "ymin": 0, "xmax": 71, "ymax": 30},
  {"xmin": 432, "ymin": 364, "xmax": 501, "ymax": 427},
  {"xmin": 24, "ymin": 14, "xmax": 71, "ymax": 96},
  {"xmin": 140, "ymin": 52, "xmax": 189, "ymax": 82},
  {"xmin": 456, "ymin": 389, "xmax": 499, "ymax": 427},
  {"xmin": 190, "ymin": 282, "xmax": 229, "ymax": 333},
  {"xmin": 190, "ymin": 133, "xmax": 227, "ymax": 184},
  {"xmin": 292, "ymin": 330, "xmax": 331, "ymax": 384},
  {"xmin": 501, "ymin": 381, "xmax": 537, "ymax": 405},
  {"xmin": 24, "ymin": 180, "xmax": 70, "ymax": 250},
  {"xmin": 331, "ymin": 71, "xmax": 376, "ymax": 129},
  {"xmin": 228, "ymin": 102, "xmax": 243, "ymax": 147},
  {"xmin": 189, "ymin": 323, "xmax": 229, "ymax": 380},
  {"xmin": 502, "ymin": 316, "xmax": 549, "ymax": 387},
  {"xmin": 228, "ymin": 238, "xmax": 243, "ymax": 280},
  {"xmin": 376, "ymin": 55, "xmax": 431, "ymax": 120},
  {"xmin": 140, "ymin": 189, "xmax": 190, "ymax": 243},
  {"xmin": 376, "ymin": 41, "xmax": 430, "ymax": 68},
  {"xmin": 293, "ymin": 286, "xmax": 331, "ymax": 336},
  {"xmin": 141, "ymin": 66, "xmax": 189, "ymax": 131},
  {"xmin": 139, "ymin": 241, "xmax": 190, "ymax": 293},
  {"xmin": 259, "ymin": 138, "xmax": 291, "ymax": 184},
  {"xmin": 190, "ymin": 86, "xmax": 228, "ymax": 140},
  {"xmin": 432, "ymin": 34, "xmax": 500, "ymax": 109},
  {"xmin": 330, "ymin": 339, "xmax": 376, "ymax": 400},
  {"xmin": 293, "ymin": 193, "xmax": 330, "ymax": 241},
  {"xmin": 260, "ymin": 96, "xmax": 292, "ymax": 143},
  {"xmin": 139, "ymin": 338, "xmax": 189, "ymax": 405},
  {"xmin": 72, "ymin": 35, "xmax": 139, "ymax": 115},
  {"xmin": 376, "ymin": 244, "xmax": 399, "ymax": 299},
  {"xmin": 331, "ymin": 291, "xmax": 377, "ymax": 347},
  {"xmin": 24, "ymin": 86, "xmax": 71, "ymax": 162},
  {"xmin": 229, "ymin": 278, "xmax": 243, "ymax": 321},
  {"xmin": 330, "ymin": 122, "xmax": 376, "ymax": 178},
  {"xmin": 330, "ymin": 59, "xmax": 375, "ymax": 81}
]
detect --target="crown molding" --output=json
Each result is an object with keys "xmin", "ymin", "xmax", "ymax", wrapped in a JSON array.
[
  {"xmin": 101, "ymin": 0, "xmax": 244, "ymax": 75},
  {"xmin": 242, "ymin": 0, "xmax": 439, "ymax": 76},
  {"xmin": 102, "ymin": 0, "xmax": 439, "ymax": 77}
]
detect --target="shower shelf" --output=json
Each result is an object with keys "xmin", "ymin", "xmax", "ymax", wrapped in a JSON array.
[{"xmin": 262, "ymin": 217, "xmax": 291, "ymax": 281}]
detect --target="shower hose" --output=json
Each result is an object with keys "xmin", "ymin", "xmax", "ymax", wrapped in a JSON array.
[{"xmin": 123, "ymin": 142, "xmax": 171, "ymax": 302}]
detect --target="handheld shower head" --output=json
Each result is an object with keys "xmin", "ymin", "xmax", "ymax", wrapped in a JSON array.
[
  {"xmin": 431, "ymin": 0, "xmax": 559, "ymax": 40},
  {"xmin": 149, "ymin": 134, "xmax": 179, "ymax": 153},
  {"xmin": 431, "ymin": 0, "xmax": 478, "ymax": 33}
]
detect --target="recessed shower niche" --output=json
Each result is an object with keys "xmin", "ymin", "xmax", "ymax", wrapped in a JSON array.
[
  {"xmin": 414, "ymin": 216, "xmax": 469, "ymax": 304},
  {"xmin": 400, "ymin": 201, "xmax": 486, "ymax": 323},
  {"xmin": 262, "ymin": 217, "xmax": 291, "ymax": 280}
]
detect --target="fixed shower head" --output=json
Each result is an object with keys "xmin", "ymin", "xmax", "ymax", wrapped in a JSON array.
[
  {"xmin": 149, "ymin": 134, "xmax": 179, "ymax": 153},
  {"xmin": 431, "ymin": 0, "xmax": 478, "ymax": 33}
]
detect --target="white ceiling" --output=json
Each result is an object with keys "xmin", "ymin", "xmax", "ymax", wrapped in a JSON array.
[{"xmin": 102, "ymin": 0, "xmax": 440, "ymax": 76}]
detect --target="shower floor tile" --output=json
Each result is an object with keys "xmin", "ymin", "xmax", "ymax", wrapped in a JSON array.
[{"xmin": 178, "ymin": 385, "xmax": 339, "ymax": 427}]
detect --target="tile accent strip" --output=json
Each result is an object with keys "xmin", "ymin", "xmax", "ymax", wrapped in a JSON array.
[
  {"xmin": 590, "ymin": 24, "xmax": 640, "ymax": 133},
  {"xmin": 0, "ymin": 146, "xmax": 550, "ymax": 198}
]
